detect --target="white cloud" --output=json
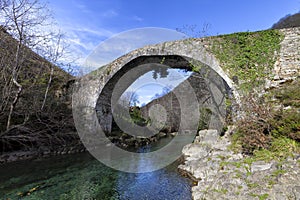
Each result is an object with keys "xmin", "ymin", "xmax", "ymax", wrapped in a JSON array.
[
  {"xmin": 84, "ymin": 28, "xmax": 187, "ymax": 72},
  {"xmin": 133, "ymin": 15, "xmax": 143, "ymax": 22},
  {"xmin": 57, "ymin": 25, "xmax": 115, "ymax": 68},
  {"xmin": 122, "ymin": 69, "xmax": 192, "ymax": 106},
  {"xmin": 70, "ymin": 26, "xmax": 114, "ymax": 37},
  {"xmin": 73, "ymin": 3, "xmax": 91, "ymax": 14},
  {"xmin": 102, "ymin": 9, "xmax": 118, "ymax": 18},
  {"xmin": 138, "ymin": 95, "xmax": 156, "ymax": 105}
]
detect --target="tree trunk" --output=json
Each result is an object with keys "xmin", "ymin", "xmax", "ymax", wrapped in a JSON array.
[
  {"xmin": 41, "ymin": 64, "xmax": 54, "ymax": 111},
  {"xmin": 6, "ymin": 34, "xmax": 23, "ymax": 131},
  {"xmin": 6, "ymin": 77, "xmax": 22, "ymax": 130}
]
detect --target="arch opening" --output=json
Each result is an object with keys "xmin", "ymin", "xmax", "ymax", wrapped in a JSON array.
[{"xmin": 95, "ymin": 55, "xmax": 234, "ymax": 149}]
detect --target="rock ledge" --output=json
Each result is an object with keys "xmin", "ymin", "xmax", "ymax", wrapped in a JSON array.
[{"xmin": 178, "ymin": 129, "xmax": 300, "ymax": 200}]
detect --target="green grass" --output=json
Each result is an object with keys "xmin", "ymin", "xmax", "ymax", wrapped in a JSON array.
[
  {"xmin": 250, "ymin": 193, "xmax": 269, "ymax": 200},
  {"xmin": 253, "ymin": 137, "xmax": 300, "ymax": 162},
  {"xmin": 246, "ymin": 181, "xmax": 259, "ymax": 189}
]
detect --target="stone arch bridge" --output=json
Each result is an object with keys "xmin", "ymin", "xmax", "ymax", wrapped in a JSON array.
[{"xmin": 72, "ymin": 38, "xmax": 243, "ymax": 136}]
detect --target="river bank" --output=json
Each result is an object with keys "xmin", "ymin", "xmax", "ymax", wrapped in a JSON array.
[
  {"xmin": 178, "ymin": 129, "xmax": 300, "ymax": 199},
  {"xmin": 0, "ymin": 129, "xmax": 178, "ymax": 164},
  {"xmin": 0, "ymin": 143, "xmax": 86, "ymax": 164}
]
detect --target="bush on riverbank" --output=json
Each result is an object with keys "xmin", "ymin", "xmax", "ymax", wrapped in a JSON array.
[{"xmin": 231, "ymin": 79, "xmax": 300, "ymax": 159}]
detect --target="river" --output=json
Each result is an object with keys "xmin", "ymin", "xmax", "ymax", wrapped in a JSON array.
[{"xmin": 0, "ymin": 137, "xmax": 192, "ymax": 200}]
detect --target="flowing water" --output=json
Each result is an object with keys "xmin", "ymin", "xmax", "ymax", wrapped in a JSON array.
[{"xmin": 0, "ymin": 137, "xmax": 192, "ymax": 200}]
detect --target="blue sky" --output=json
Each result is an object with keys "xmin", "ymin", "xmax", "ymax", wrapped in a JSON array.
[
  {"xmin": 121, "ymin": 69, "xmax": 192, "ymax": 106},
  {"xmin": 48, "ymin": 0, "xmax": 300, "ymax": 68},
  {"xmin": 48, "ymin": 0, "xmax": 299, "ymax": 105}
]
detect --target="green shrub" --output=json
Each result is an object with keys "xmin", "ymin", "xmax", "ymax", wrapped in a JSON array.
[
  {"xmin": 231, "ymin": 79, "xmax": 300, "ymax": 157},
  {"xmin": 270, "ymin": 111, "xmax": 300, "ymax": 141}
]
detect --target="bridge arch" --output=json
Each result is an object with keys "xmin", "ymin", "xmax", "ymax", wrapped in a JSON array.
[{"xmin": 72, "ymin": 39, "xmax": 239, "ymax": 137}]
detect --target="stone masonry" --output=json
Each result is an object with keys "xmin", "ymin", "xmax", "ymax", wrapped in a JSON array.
[{"xmin": 266, "ymin": 27, "xmax": 300, "ymax": 89}]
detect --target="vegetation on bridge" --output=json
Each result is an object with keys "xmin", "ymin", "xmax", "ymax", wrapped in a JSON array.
[
  {"xmin": 205, "ymin": 29, "xmax": 299, "ymax": 159},
  {"xmin": 210, "ymin": 29, "xmax": 283, "ymax": 92}
]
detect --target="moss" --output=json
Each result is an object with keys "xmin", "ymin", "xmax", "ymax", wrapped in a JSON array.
[
  {"xmin": 212, "ymin": 188, "xmax": 228, "ymax": 194},
  {"xmin": 250, "ymin": 193, "xmax": 269, "ymax": 200},
  {"xmin": 225, "ymin": 97, "xmax": 232, "ymax": 108},
  {"xmin": 271, "ymin": 169, "xmax": 287, "ymax": 177},
  {"xmin": 272, "ymin": 80, "xmax": 300, "ymax": 107},
  {"xmin": 228, "ymin": 131, "xmax": 243, "ymax": 153},
  {"xmin": 259, "ymin": 194, "xmax": 269, "ymax": 200},
  {"xmin": 209, "ymin": 29, "xmax": 283, "ymax": 92},
  {"xmin": 270, "ymin": 111, "xmax": 300, "ymax": 139},
  {"xmin": 246, "ymin": 181, "xmax": 259, "ymax": 189},
  {"xmin": 231, "ymin": 162, "xmax": 242, "ymax": 168},
  {"xmin": 217, "ymin": 155, "xmax": 227, "ymax": 160},
  {"xmin": 219, "ymin": 161, "xmax": 230, "ymax": 169},
  {"xmin": 233, "ymin": 171, "xmax": 243, "ymax": 178}
]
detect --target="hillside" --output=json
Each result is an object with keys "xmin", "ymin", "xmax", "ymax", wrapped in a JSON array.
[
  {"xmin": 140, "ymin": 71, "xmax": 228, "ymax": 133},
  {"xmin": 0, "ymin": 27, "xmax": 80, "ymax": 162},
  {"xmin": 272, "ymin": 12, "xmax": 300, "ymax": 29}
]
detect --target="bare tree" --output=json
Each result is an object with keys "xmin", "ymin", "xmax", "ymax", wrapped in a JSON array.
[
  {"xmin": 0, "ymin": 0, "xmax": 63, "ymax": 131},
  {"xmin": 40, "ymin": 31, "xmax": 69, "ymax": 111},
  {"xmin": 151, "ymin": 85, "xmax": 172, "ymax": 101},
  {"xmin": 176, "ymin": 23, "xmax": 212, "ymax": 38},
  {"xmin": 119, "ymin": 91, "xmax": 140, "ymax": 108}
]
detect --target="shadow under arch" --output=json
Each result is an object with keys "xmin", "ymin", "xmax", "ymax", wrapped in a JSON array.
[{"xmin": 95, "ymin": 55, "xmax": 234, "ymax": 134}]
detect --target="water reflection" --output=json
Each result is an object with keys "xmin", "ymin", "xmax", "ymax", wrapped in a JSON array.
[
  {"xmin": 0, "ymin": 137, "xmax": 191, "ymax": 200},
  {"xmin": 116, "ymin": 145, "xmax": 191, "ymax": 200}
]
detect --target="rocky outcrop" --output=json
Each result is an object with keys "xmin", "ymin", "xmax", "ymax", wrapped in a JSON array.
[{"xmin": 178, "ymin": 129, "xmax": 300, "ymax": 200}]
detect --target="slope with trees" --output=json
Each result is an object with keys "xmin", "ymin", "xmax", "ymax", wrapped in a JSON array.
[{"xmin": 0, "ymin": 0, "xmax": 79, "ymax": 161}]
